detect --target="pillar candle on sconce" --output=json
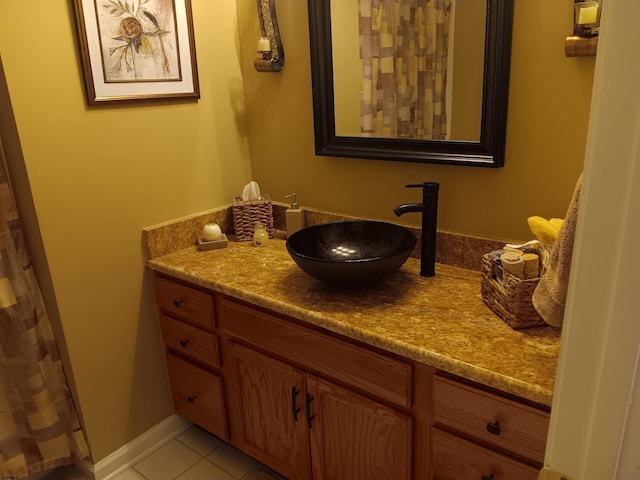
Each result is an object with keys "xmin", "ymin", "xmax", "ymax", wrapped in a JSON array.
[
  {"xmin": 254, "ymin": 0, "xmax": 285, "ymax": 72},
  {"xmin": 565, "ymin": 0, "xmax": 602, "ymax": 57},
  {"xmin": 573, "ymin": 0, "xmax": 602, "ymax": 37}
]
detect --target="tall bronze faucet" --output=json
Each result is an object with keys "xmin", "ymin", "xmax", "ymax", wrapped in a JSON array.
[{"xmin": 394, "ymin": 182, "xmax": 439, "ymax": 277}]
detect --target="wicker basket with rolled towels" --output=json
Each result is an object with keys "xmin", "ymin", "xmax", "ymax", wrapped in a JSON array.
[
  {"xmin": 481, "ymin": 174, "xmax": 582, "ymax": 329},
  {"xmin": 481, "ymin": 250, "xmax": 546, "ymax": 329}
]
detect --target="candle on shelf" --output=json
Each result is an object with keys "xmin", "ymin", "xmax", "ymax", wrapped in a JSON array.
[
  {"xmin": 257, "ymin": 37, "xmax": 271, "ymax": 52},
  {"xmin": 578, "ymin": 5, "xmax": 598, "ymax": 24},
  {"xmin": 574, "ymin": 1, "xmax": 601, "ymax": 37}
]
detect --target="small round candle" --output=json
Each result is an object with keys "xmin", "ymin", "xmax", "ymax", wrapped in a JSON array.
[{"xmin": 203, "ymin": 223, "xmax": 222, "ymax": 241}]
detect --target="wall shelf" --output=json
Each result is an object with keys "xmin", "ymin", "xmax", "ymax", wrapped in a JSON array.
[{"xmin": 565, "ymin": 36, "xmax": 598, "ymax": 57}]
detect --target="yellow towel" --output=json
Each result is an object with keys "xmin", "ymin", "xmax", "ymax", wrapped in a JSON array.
[
  {"xmin": 532, "ymin": 175, "xmax": 582, "ymax": 327},
  {"xmin": 549, "ymin": 218, "xmax": 564, "ymax": 230},
  {"xmin": 527, "ymin": 216, "xmax": 564, "ymax": 245}
]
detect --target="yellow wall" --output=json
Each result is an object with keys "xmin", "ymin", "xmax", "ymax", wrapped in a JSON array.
[
  {"xmin": 0, "ymin": 0, "xmax": 252, "ymax": 461},
  {"xmin": 450, "ymin": 0, "xmax": 486, "ymax": 140},
  {"xmin": 242, "ymin": 0, "xmax": 595, "ymax": 242},
  {"xmin": 331, "ymin": 0, "xmax": 361, "ymax": 137}
]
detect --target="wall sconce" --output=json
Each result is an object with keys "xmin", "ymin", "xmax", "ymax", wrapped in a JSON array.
[
  {"xmin": 565, "ymin": 0, "xmax": 601, "ymax": 57},
  {"xmin": 574, "ymin": 0, "xmax": 602, "ymax": 37},
  {"xmin": 254, "ymin": 0, "xmax": 285, "ymax": 72}
]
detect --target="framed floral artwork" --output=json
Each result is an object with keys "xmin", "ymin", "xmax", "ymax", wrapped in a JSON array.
[{"xmin": 73, "ymin": 0, "xmax": 199, "ymax": 105}]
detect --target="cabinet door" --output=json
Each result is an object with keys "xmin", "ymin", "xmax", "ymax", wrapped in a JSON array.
[
  {"xmin": 231, "ymin": 343, "xmax": 311, "ymax": 480},
  {"xmin": 307, "ymin": 375, "xmax": 412, "ymax": 480}
]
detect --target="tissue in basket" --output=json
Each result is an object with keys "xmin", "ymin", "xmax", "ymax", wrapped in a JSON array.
[
  {"xmin": 480, "ymin": 254, "xmax": 546, "ymax": 329},
  {"xmin": 232, "ymin": 194, "xmax": 274, "ymax": 241}
]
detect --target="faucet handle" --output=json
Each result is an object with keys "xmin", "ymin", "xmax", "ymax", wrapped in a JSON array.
[{"xmin": 405, "ymin": 182, "xmax": 439, "ymax": 192}]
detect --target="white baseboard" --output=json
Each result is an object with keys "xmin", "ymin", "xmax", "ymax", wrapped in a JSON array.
[{"xmin": 90, "ymin": 415, "xmax": 192, "ymax": 480}]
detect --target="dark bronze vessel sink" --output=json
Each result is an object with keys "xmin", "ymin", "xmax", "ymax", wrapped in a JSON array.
[{"xmin": 285, "ymin": 221, "xmax": 417, "ymax": 285}]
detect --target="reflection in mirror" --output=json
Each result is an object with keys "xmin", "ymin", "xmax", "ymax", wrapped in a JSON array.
[
  {"xmin": 308, "ymin": 0, "xmax": 514, "ymax": 167},
  {"xmin": 254, "ymin": 0, "xmax": 285, "ymax": 72},
  {"xmin": 331, "ymin": 0, "xmax": 486, "ymax": 142}
]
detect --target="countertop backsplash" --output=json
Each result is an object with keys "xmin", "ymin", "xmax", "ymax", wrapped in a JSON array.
[{"xmin": 143, "ymin": 203, "xmax": 509, "ymax": 271}]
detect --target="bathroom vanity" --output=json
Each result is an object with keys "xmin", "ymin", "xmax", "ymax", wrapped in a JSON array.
[{"xmin": 145, "ymin": 221, "xmax": 560, "ymax": 480}]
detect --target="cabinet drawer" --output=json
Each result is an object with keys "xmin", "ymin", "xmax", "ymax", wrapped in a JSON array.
[
  {"xmin": 432, "ymin": 428, "xmax": 539, "ymax": 480},
  {"xmin": 433, "ymin": 376, "xmax": 549, "ymax": 463},
  {"xmin": 154, "ymin": 276, "xmax": 215, "ymax": 330},
  {"xmin": 166, "ymin": 353, "xmax": 227, "ymax": 440},
  {"xmin": 219, "ymin": 297, "xmax": 412, "ymax": 408},
  {"xmin": 161, "ymin": 315, "xmax": 220, "ymax": 368}
]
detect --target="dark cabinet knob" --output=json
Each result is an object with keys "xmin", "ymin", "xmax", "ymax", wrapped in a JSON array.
[
  {"xmin": 173, "ymin": 299, "xmax": 183, "ymax": 308},
  {"xmin": 486, "ymin": 421, "xmax": 501, "ymax": 436},
  {"xmin": 481, "ymin": 475, "xmax": 495, "ymax": 480},
  {"xmin": 179, "ymin": 339, "xmax": 189, "ymax": 348},
  {"xmin": 187, "ymin": 395, "xmax": 196, "ymax": 404}
]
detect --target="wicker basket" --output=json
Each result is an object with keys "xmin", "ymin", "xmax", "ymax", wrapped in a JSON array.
[
  {"xmin": 232, "ymin": 194, "xmax": 274, "ymax": 242},
  {"xmin": 480, "ymin": 254, "xmax": 546, "ymax": 329}
]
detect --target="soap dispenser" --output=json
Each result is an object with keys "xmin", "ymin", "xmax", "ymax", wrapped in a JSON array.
[{"xmin": 285, "ymin": 193, "xmax": 305, "ymax": 237}]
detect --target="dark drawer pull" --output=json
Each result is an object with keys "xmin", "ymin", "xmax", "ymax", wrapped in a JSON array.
[
  {"xmin": 306, "ymin": 393, "xmax": 315, "ymax": 428},
  {"xmin": 482, "ymin": 475, "xmax": 495, "ymax": 480},
  {"xmin": 173, "ymin": 299, "xmax": 183, "ymax": 308},
  {"xmin": 179, "ymin": 339, "xmax": 189, "ymax": 348},
  {"xmin": 291, "ymin": 387, "xmax": 301, "ymax": 421},
  {"xmin": 187, "ymin": 395, "xmax": 196, "ymax": 404},
  {"xmin": 486, "ymin": 421, "xmax": 501, "ymax": 436}
]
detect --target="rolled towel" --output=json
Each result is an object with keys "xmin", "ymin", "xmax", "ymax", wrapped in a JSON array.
[
  {"xmin": 522, "ymin": 253, "xmax": 540, "ymax": 279},
  {"xmin": 500, "ymin": 251, "xmax": 525, "ymax": 279},
  {"xmin": 503, "ymin": 246, "xmax": 524, "ymax": 256}
]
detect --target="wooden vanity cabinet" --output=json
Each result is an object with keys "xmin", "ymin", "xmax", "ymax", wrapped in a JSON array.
[{"xmin": 152, "ymin": 273, "xmax": 550, "ymax": 480}]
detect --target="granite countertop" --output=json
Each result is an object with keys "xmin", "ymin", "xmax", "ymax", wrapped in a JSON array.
[{"xmin": 147, "ymin": 237, "xmax": 561, "ymax": 407}]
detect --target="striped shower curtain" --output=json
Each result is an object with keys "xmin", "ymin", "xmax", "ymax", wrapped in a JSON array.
[
  {"xmin": 0, "ymin": 141, "xmax": 89, "ymax": 478},
  {"xmin": 359, "ymin": 0, "xmax": 452, "ymax": 139}
]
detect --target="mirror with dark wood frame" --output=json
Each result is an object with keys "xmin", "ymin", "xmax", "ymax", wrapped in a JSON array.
[{"xmin": 307, "ymin": 0, "xmax": 514, "ymax": 167}]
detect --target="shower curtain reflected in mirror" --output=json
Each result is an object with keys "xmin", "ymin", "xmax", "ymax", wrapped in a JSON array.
[
  {"xmin": 359, "ymin": 0, "xmax": 452, "ymax": 140},
  {"xmin": 0, "ymin": 140, "xmax": 89, "ymax": 479}
]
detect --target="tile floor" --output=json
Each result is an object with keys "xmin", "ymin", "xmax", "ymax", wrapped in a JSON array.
[{"xmin": 110, "ymin": 425, "xmax": 284, "ymax": 480}]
